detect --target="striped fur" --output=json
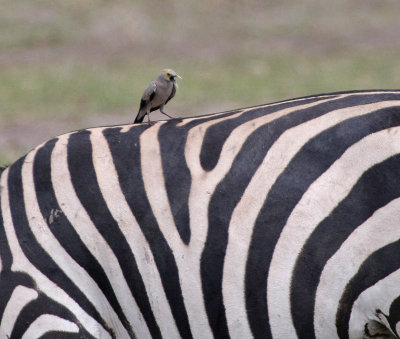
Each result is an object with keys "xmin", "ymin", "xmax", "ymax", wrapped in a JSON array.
[{"xmin": 1, "ymin": 90, "xmax": 400, "ymax": 338}]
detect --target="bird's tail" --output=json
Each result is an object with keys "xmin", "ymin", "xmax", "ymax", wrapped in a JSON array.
[{"xmin": 134, "ymin": 110, "xmax": 145, "ymax": 123}]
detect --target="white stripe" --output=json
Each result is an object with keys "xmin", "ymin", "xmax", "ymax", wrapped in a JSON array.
[
  {"xmin": 267, "ymin": 104, "xmax": 400, "ymax": 338},
  {"xmin": 0, "ymin": 167, "xmax": 111, "ymax": 339},
  {"xmin": 51, "ymin": 134, "xmax": 135, "ymax": 338},
  {"xmin": 21, "ymin": 147, "xmax": 128, "ymax": 337},
  {"xmin": 0, "ymin": 285, "xmax": 38, "ymax": 337},
  {"xmin": 91, "ymin": 128, "xmax": 169, "ymax": 339},
  {"xmin": 140, "ymin": 123, "xmax": 184, "ymax": 252},
  {"xmin": 21, "ymin": 315, "xmax": 79, "ymax": 339},
  {"xmin": 140, "ymin": 123, "xmax": 209, "ymax": 338}
]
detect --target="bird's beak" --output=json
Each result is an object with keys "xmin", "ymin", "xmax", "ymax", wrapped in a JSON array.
[{"xmin": 176, "ymin": 74, "xmax": 182, "ymax": 80}]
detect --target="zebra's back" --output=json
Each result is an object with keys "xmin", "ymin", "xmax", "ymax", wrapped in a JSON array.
[{"xmin": 1, "ymin": 90, "xmax": 400, "ymax": 338}]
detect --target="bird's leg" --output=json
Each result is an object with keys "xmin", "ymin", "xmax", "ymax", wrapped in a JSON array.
[
  {"xmin": 159, "ymin": 106, "xmax": 174, "ymax": 119},
  {"xmin": 147, "ymin": 111, "xmax": 155, "ymax": 125}
]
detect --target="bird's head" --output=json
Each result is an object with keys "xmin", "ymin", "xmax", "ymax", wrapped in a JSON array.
[{"xmin": 162, "ymin": 69, "xmax": 182, "ymax": 82}]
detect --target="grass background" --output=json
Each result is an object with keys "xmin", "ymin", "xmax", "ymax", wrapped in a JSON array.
[{"xmin": 1, "ymin": 0, "xmax": 400, "ymax": 164}]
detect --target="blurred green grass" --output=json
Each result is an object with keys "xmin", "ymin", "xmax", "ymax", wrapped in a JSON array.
[
  {"xmin": 1, "ymin": 53, "xmax": 399, "ymax": 124},
  {"xmin": 1, "ymin": 0, "xmax": 400, "ymax": 164}
]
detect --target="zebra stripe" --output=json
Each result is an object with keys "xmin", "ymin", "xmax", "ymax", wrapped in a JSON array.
[
  {"xmin": 1, "ymin": 90, "xmax": 400, "ymax": 338},
  {"xmin": 0, "ymin": 285, "xmax": 38, "ymax": 336}
]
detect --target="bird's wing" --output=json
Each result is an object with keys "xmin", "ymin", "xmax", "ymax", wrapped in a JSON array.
[
  {"xmin": 165, "ymin": 82, "xmax": 177, "ymax": 105},
  {"xmin": 141, "ymin": 81, "xmax": 157, "ymax": 103},
  {"xmin": 134, "ymin": 81, "xmax": 157, "ymax": 123}
]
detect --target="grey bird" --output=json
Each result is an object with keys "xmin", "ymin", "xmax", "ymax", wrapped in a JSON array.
[{"xmin": 134, "ymin": 68, "xmax": 182, "ymax": 124}]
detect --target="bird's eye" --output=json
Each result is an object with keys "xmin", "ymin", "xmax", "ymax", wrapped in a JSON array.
[{"xmin": 166, "ymin": 73, "xmax": 171, "ymax": 77}]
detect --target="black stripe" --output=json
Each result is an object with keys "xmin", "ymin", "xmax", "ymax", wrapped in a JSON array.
[
  {"xmin": 67, "ymin": 130, "xmax": 158, "ymax": 338},
  {"xmin": 39, "ymin": 332, "xmax": 94, "ymax": 339},
  {"xmin": 0, "ymin": 272, "xmax": 35, "ymax": 323},
  {"xmin": 261, "ymin": 89, "xmax": 400, "ymax": 107},
  {"xmin": 104, "ymin": 126, "xmax": 193, "ymax": 339},
  {"xmin": 159, "ymin": 121, "xmax": 192, "ymax": 244},
  {"xmin": 1, "ymin": 181, "xmax": 32, "ymax": 326},
  {"xmin": 0, "ymin": 175, "xmax": 13, "ymax": 270},
  {"xmin": 245, "ymin": 103, "xmax": 400, "ymax": 338},
  {"xmin": 0, "ymin": 180, "xmax": 26, "ymax": 321},
  {"xmin": 337, "ymin": 237, "xmax": 400, "ymax": 339},
  {"xmin": 291, "ymin": 149, "xmax": 400, "ymax": 336},
  {"xmin": 387, "ymin": 295, "xmax": 400, "ymax": 335},
  {"xmin": 10, "ymin": 293, "xmax": 96, "ymax": 339},
  {"xmin": 8, "ymin": 140, "xmax": 112, "ymax": 336},
  {"xmin": 39, "ymin": 331, "xmax": 95, "ymax": 339},
  {"xmin": 0, "ymin": 165, "xmax": 7, "ymax": 175}
]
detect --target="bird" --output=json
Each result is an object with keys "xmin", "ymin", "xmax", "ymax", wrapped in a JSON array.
[{"xmin": 134, "ymin": 68, "xmax": 182, "ymax": 124}]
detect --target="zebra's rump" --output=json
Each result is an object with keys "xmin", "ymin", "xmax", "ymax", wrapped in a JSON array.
[{"xmin": 1, "ymin": 89, "xmax": 400, "ymax": 338}]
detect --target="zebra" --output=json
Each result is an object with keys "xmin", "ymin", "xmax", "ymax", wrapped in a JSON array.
[{"xmin": 1, "ymin": 89, "xmax": 400, "ymax": 338}]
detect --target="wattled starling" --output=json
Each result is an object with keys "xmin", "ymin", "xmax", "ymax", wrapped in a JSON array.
[{"xmin": 134, "ymin": 68, "xmax": 182, "ymax": 124}]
